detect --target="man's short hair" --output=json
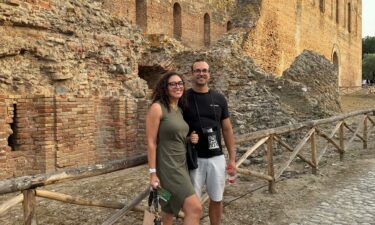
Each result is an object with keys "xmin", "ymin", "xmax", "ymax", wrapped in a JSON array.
[{"xmin": 191, "ymin": 59, "xmax": 209, "ymax": 72}]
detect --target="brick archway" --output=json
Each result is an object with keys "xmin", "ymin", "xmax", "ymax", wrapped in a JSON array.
[{"xmin": 173, "ymin": 3, "xmax": 182, "ymax": 40}]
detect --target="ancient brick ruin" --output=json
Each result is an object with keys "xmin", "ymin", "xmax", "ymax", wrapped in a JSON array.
[{"xmin": 0, "ymin": 0, "xmax": 362, "ymax": 179}]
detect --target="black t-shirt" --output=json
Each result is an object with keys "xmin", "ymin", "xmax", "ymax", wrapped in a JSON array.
[{"xmin": 183, "ymin": 88, "xmax": 230, "ymax": 158}]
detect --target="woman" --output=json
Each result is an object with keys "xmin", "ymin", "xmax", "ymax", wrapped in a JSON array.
[{"xmin": 146, "ymin": 71, "xmax": 202, "ymax": 225}]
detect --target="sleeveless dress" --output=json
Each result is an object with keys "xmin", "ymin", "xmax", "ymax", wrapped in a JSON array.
[{"xmin": 156, "ymin": 102, "xmax": 195, "ymax": 216}]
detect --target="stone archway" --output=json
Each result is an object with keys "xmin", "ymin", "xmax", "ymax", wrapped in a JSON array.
[
  {"xmin": 173, "ymin": 3, "xmax": 182, "ymax": 41},
  {"xmin": 136, "ymin": 0, "xmax": 147, "ymax": 32},
  {"xmin": 138, "ymin": 65, "xmax": 168, "ymax": 91},
  {"xmin": 227, "ymin": 21, "xmax": 232, "ymax": 32},
  {"xmin": 204, "ymin": 13, "xmax": 210, "ymax": 47}
]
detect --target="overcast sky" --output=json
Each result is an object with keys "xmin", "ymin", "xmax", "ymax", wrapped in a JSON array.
[{"xmin": 363, "ymin": 0, "xmax": 375, "ymax": 37}]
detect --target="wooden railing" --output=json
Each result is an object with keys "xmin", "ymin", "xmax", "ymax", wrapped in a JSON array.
[
  {"xmin": 1, "ymin": 108, "xmax": 375, "ymax": 225},
  {"xmin": 233, "ymin": 108, "xmax": 375, "ymax": 193},
  {"xmin": 0, "ymin": 155, "xmax": 148, "ymax": 225}
]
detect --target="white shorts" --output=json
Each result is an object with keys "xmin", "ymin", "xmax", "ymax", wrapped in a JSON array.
[{"xmin": 190, "ymin": 155, "xmax": 226, "ymax": 202}]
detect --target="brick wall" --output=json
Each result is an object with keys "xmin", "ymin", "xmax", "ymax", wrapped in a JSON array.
[
  {"xmin": 0, "ymin": 96, "xmax": 56, "ymax": 178},
  {"xmin": 242, "ymin": 0, "xmax": 362, "ymax": 87},
  {"xmin": 102, "ymin": 0, "xmax": 231, "ymax": 48},
  {"xmin": 55, "ymin": 96, "xmax": 96, "ymax": 168},
  {"xmin": 0, "ymin": 95, "xmax": 148, "ymax": 179}
]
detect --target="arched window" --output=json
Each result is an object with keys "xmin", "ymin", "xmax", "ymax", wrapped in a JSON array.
[
  {"xmin": 204, "ymin": 13, "xmax": 210, "ymax": 47},
  {"xmin": 332, "ymin": 51, "xmax": 339, "ymax": 83},
  {"xmin": 227, "ymin": 21, "xmax": 232, "ymax": 32},
  {"xmin": 136, "ymin": 0, "xmax": 147, "ymax": 32},
  {"xmin": 319, "ymin": 0, "xmax": 325, "ymax": 13},
  {"xmin": 173, "ymin": 3, "xmax": 182, "ymax": 40},
  {"xmin": 347, "ymin": 3, "xmax": 351, "ymax": 33},
  {"xmin": 336, "ymin": 0, "xmax": 339, "ymax": 24},
  {"xmin": 333, "ymin": 52, "xmax": 339, "ymax": 70}
]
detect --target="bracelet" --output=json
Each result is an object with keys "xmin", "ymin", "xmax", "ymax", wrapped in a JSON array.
[{"xmin": 149, "ymin": 168, "xmax": 156, "ymax": 174}]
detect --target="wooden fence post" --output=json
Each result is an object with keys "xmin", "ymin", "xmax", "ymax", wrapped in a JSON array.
[
  {"xmin": 266, "ymin": 135, "xmax": 276, "ymax": 193},
  {"xmin": 339, "ymin": 122, "xmax": 345, "ymax": 161},
  {"xmin": 363, "ymin": 114, "xmax": 368, "ymax": 149},
  {"xmin": 22, "ymin": 189, "xmax": 37, "ymax": 225},
  {"xmin": 310, "ymin": 128, "xmax": 317, "ymax": 175}
]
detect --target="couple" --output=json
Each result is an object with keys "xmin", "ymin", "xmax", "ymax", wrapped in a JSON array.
[{"xmin": 146, "ymin": 59, "xmax": 236, "ymax": 225}]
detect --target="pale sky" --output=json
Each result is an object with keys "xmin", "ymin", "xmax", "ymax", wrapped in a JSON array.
[{"xmin": 362, "ymin": 0, "xmax": 375, "ymax": 37}]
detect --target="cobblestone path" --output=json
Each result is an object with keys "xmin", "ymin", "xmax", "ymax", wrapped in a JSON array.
[{"xmin": 289, "ymin": 169, "xmax": 375, "ymax": 225}]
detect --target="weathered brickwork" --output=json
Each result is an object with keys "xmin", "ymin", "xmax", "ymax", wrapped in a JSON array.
[
  {"xmin": 242, "ymin": 0, "xmax": 362, "ymax": 87},
  {"xmin": 102, "ymin": 0, "xmax": 232, "ymax": 48},
  {"xmin": 0, "ymin": 95, "xmax": 147, "ymax": 179}
]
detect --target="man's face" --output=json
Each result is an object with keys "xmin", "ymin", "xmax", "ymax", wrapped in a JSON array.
[{"xmin": 192, "ymin": 61, "xmax": 210, "ymax": 86}]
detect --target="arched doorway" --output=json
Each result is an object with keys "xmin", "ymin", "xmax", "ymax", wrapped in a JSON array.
[
  {"xmin": 204, "ymin": 13, "xmax": 210, "ymax": 47},
  {"xmin": 173, "ymin": 3, "xmax": 182, "ymax": 40},
  {"xmin": 332, "ymin": 51, "xmax": 340, "ymax": 85},
  {"xmin": 227, "ymin": 21, "xmax": 232, "ymax": 32},
  {"xmin": 138, "ymin": 65, "xmax": 168, "ymax": 91},
  {"xmin": 136, "ymin": 0, "xmax": 147, "ymax": 32}
]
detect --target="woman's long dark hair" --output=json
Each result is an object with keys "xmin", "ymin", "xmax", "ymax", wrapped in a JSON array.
[{"xmin": 152, "ymin": 71, "xmax": 187, "ymax": 112}]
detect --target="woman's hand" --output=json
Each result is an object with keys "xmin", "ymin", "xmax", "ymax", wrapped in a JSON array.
[
  {"xmin": 150, "ymin": 173, "xmax": 160, "ymax": 189},
  {"xmin": 190, "ymin": 131, "xmax": 199, "ymax": 144}
]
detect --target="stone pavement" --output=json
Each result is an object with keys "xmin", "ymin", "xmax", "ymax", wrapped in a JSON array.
[{"xmin": 289, "ymin": 169, "xmax": 375, "ymax": 225}]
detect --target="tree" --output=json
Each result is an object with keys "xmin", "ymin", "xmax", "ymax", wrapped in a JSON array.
[
  {"xmin": 362, "ymin": 36, "xmax": 375, "ymax": 55},
  {"xmin": 362, "ymin": 54, "xmax": 375, "ymax": 82}
]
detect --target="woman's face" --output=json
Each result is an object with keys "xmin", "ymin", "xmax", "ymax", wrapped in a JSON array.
[{"xmin": 167, "ymin": 75, "xmax": 184, "ymax": 100}]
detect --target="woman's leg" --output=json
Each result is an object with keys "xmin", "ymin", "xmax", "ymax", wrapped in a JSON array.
[
  {"xmin": 182, "ymin": 194, "xmax": 202, "ymax": 225},
  {"xmin": 161, "ymin": 211, "xmax": 174, "ymax": 225}
]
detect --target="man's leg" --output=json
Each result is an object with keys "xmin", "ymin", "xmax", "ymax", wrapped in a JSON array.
[
  {"xmin": 209, "ymin": 200, "xmax": 223, "ymax": 225},
  {"xmin": 190, "ymin": 157, "xmax": 207, "ymax": 199},
  {"xmin": 206, "ymin": 155, "xmax": 226, "ymax": 225}
]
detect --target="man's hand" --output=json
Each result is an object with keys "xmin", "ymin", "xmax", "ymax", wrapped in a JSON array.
[
  {"xmin": 190, "ymin": 131, "xmax": 199, "ymax": 144},
  {"xmin": 227, "ymin": 161, "xmax": 236, "ymax": 176}
]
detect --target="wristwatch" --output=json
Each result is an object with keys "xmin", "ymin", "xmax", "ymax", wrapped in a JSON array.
[{"xmin": 149, "ymin": 168, "xmax": 156, "ymax": 174}]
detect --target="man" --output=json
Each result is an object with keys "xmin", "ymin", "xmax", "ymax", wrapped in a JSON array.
[{"xmin": 183, "ymin": 59, "xmax": 236, "ymax": 225}]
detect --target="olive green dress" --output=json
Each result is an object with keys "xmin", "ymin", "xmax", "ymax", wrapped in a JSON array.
[{"xmin": 156, "ymin": 102, "xmax": 195, "ymax": 216}]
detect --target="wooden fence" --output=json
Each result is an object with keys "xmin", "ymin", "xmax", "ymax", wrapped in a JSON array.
[{"xmin": 1, "ymin": 108, "xmax": 375, "ymax": 225}]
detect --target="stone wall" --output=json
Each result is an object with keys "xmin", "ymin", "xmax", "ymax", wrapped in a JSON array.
[
  {"xmin": 168, "ymin": 32, "xmax": 341, "ymax": 135},
  {"xmin": 0, "ymin": 0, "xmax": 149, "ymax": 179},
  {"xmin": 241, "ymin": 0, "xmax": 362, "ymax": 87},
  {"xmin": 0, "ymin": 0, "xmax": 147, "ymax": 97}
]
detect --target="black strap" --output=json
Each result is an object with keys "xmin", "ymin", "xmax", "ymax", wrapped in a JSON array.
[{"xmin": 192, "ymin": 89, "xmax": 219, "ymax": 130}]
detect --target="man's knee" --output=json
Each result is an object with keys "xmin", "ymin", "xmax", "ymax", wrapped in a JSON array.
[{"xmin": 209, "ymin": 200, "xmax": 222, "ymax": 207}]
